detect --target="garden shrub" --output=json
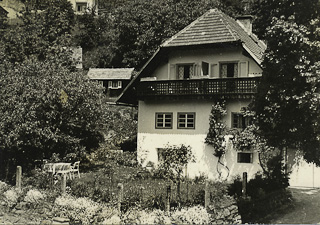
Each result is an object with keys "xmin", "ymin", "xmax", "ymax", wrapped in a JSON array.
[
  {"xmin": 3, "ymin": 188, "xmax": 20, "ymax": 208},
  {"xmin": 120, "ymin": 205, "xmax": 210, "ymax": 224},
  {"xmin": 54, "ymin": 194, "xmax": 117, "ymax": 225},
  {"xmin": 120, "ymin": 135, "xmax": 137, "ymax": 152},
  {"xmin": 0, "ymin": 181, "xmax": 9, "ymax": 193},
  {"xmin": 116, "ymin": 152, "xmax": 138, "ymax": 167},
  {"xmin": 24, "ymin": 189, "xmax": 45, "ymax": 205},
  {"xmin": 228, "ymin": 160, "xmax": 291, "ymax": 223},
  {"xmin": 23, "ymin": 169, "xmax": 52, "ymax": 190}
]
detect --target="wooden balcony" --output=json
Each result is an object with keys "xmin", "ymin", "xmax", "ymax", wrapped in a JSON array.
[{"xmin": 137, "ymin": 77, "xmax": 260, "ymax": 100}]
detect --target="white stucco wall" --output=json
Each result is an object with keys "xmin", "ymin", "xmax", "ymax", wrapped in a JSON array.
[
  {"xmin": 138, "ymin": 133, "xmax": 261, "ymax": 181},
  {"xmin": 137, "ymin": 99, "xmax": 262, "ymax": 181},
  {"xmin": 287, "ymin": 149, "xmax": 320, "ymax": 188},
  {"xmin": 150, "ymin": 47, "xmax": 262, "ymax": 80}
]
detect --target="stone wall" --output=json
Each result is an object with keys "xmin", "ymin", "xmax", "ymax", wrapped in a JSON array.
[{"xmin": 208, "ymin": 196, "xmax": 242, "ymax": 224}]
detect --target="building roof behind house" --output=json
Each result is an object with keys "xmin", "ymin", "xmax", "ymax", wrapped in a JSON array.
[
  {"xmin": 0, "ymin": 6, "xmax": 8, "ymax": 16},
  {"xmin": 88, "ymin": 68, "xmax": 134, "ymax": 80},
  {"xmin": 162, "ymin": 8, "xmax": 266, "ymax": 64}
]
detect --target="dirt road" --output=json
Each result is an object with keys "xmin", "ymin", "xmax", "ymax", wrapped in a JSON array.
[{"xmin": 268, "ymin": 187, "xmax": 320, "ymax": 224}]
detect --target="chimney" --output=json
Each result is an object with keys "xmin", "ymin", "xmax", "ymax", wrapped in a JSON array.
[{"xmin": 236, "ymin": 15, "xmax": 253, "ymax": 35}]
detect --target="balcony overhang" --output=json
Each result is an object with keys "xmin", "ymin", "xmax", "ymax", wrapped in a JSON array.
[{"xmin": 137, "ymin": 77, "xmax": 260, "ymax": 101}]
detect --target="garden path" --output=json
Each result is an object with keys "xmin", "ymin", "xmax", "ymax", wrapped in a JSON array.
[{"xmin": 268, "ymin": 187, "xmax": 320, "ymax": 224}]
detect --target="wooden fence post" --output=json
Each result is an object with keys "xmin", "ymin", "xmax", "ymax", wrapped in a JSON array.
[
  {"xmin": 166, "ymin": 185, "xmax": 171, "ymax": 212},
  {"xmin": 205, "ymin": 179, "xmax": 210, "ymax": 209},
  {"xmin": 118, "ymin": 183, "xmax": 123, "ymax": 213},
  {"xmin": 16, "ymin": 166, "xmax": 22, "ymax": 189},
  {"xmin": 61, "ymin": 173, "xmax": 66, "ymax": 194},
  {"xmin": 242, "ymin": 172, "xmax": 247, "ymax": 197}
]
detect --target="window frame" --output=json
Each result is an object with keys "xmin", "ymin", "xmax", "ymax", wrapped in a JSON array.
[
  {"xmin": 176, "ymin": 63, "xmax": 195, "ymax": 80},
  {"xmin": 177, "ymin": 112, "xmax": 195, "ymax": 129},
  {"xmin": 76, "ymin": 2, "xmax": 87, "ymax": 12},
  {"xmin": 108, "ymin": 80, "xmax": 122, "ymax": 89},
  {"xmin": 155, "ymin": 113, "xmax": 173, "ymax": 129},
  {"xmin": 219, "ymin": 61, "xmax": 239, "ymax": 78},
  {"xmin": 231, "ymin": 112, "xmax": 252, "ymax": 129},
  {"xmin": 237, "ymin": 152, "xmax": 253, "ymax": 163}
]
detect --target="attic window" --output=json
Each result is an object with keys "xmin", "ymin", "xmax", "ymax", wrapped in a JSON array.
[
  {"xmin": 202, "ymin": 61, "xmax": 209, "ymax": 76},
  {"xmin": 177, "ymin": 64, "xmax": 194, "ymax": 79},
  {"xmin": 220, "ymin": 62, "xmax": 238, "ymax": 78}
]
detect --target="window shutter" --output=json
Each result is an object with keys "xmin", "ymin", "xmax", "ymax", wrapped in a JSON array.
[
  {"xmin": 239, "ymin": 61, "xmax": 248, "ymax": 77},
  {"xmin": 210, "ymin": 63, "xmax": 218, "ymax": 78},
  {"xmin": 193, "ymin": 63, "xmax": 201, "ymax": 78},
  {"xmin": 169, "ymin": 64, "xmax": 176, "ymax": 80},
  {"xmin": 108, "ymin": 81, "xmax": 112, "ymax": 88}
]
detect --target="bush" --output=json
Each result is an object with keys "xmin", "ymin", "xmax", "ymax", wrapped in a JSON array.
[
  {"xmin": 23, "ymin": 169, "xmax": 53, "ymax": 190},
  {"xmin": 228, "ymin": 167, "xmax": 291, "ymax": 223},
  {"xmin": 120, "ymin": 136, "xmax": 137, "ymax": 152},
  {"xmin": 54, "ymin": 195, "xmax": 116, "ymax": 225},
  {"xmin": 24, "ymin": 189, "xmax": 45, "ymax": 206},
  {"xmin": 3, "ymin": 188, "xmax": 20, "ymax": 208},
  {"xmin": 236, "ymin": 189, "xmax": 292, "ymax": 223}
]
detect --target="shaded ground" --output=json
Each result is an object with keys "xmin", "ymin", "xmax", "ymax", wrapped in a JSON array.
[{"xmin": 266, "ymin": 187, "xmax": 320, "ymax": 224}]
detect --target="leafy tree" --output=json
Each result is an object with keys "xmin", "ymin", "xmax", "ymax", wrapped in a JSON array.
[
  {"xmin": 156, "ymin": 144, "xmax": 195, "ymax": 206},
  {"xmin": 0, "ymin": 55, "xmax": 104, "ymax": 181},
  {"xmin": 252, "ymin": 0, "xmax": 320, "ymax": 165},
  {"xmin": 1, "ymin": 0, "xmax": 75, "ymax": 63}
]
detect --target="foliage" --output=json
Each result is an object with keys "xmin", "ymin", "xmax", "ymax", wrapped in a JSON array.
[
  {"xmin": 73, "ymin": 9, "xmax": 110, "ymax": 51},
  {"xmin": 156, "ymin": 144, "xmax": 195, "ymax": 181},
  {"xmin": 3, "ymin": 188, "xmax": 20, "ymax": 208},
  {"xmin": 23, "ymin": 170, "xmax": 53, "ymax": 190},
  {"xmin": 54, "ymin": 194, "xmax": 114, "ymax": 225},
  {"xmin": 0, "ymin": 57, "xmax": 104, "ymax": 180},
  {"xmin": 205, "ymin": 102, "xmax": 227, "ymax": 157},
  {"xmin": 235, "ymin": 189, "xmax": 292, "ymax": 223},
  {"xmin": 229, "ymin": 170, "xmax": 290, "ymax": 223},
  {"xmin": 24, "ymin": 189, "xmax": 45, "ymax": 205},
  {"xmin": 121, "ymin": 205, "xmax": 210, "ymax": 224},
  {"xmin": 102, "ymin": 105, "xmax": 137, "ymax": 151},
  {"xmin": 252, "ymin": 0, "xmax": 320, "ymax": 165},
  {"xmin": 120, "ymin": 136, "xmax": 137, "ymax": 152},
  {"xmin": 1, "ymin": 0, "xmax": 75, "ymax": 64}
]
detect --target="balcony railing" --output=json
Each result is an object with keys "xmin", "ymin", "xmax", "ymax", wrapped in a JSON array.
[{"xmin": 137, "ymin": 77, "xmax": 260, "ymax": 99}]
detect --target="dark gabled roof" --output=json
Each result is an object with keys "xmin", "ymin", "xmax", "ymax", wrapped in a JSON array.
[
  {"xmin": 0, "ymin": 6, "xmax": 8, "ymax": 16},
  {"xmin": 88, "ymin": 68, "xmax": 134, "ymax": 80},
  {"xmin": 162, "ymin": 8, "xmax": 266, "ymax": 64},
  {"xmin": 117, "ymin": 9, "xmax": 266, "ymax": 105}
]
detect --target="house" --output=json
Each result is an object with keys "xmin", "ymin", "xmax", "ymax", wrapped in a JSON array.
[
  {"xmin": 68, "ymin": 0, "xmax": 98, "ymax": 15},
  {"xmin": 88, "ymin": 68, "xmax": 134, "ymax": 102},
  {"xmin": 0, "ymin": 6, "xmax": 8, "ymax": 18},
  {"xmin": 0, "ymin": 0, "xmax": 23, "ymax": 25},
  {"xmin": 117, "ymin": 9, "xmax": 266, "ymax": 181}
]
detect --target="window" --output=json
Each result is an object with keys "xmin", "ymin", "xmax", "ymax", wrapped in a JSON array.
[
  {"xmin": 76, "ymin": 3, "xmax": 87, "ymax": 12},
  {"xmin": 202, "ymin": 61, "xmax": 209, "ymax": 76},
  {"xmin": 232, "ymin": 113, "xmax": 252, "ymax": 129},
  {"xmin": 108, "ymin": 81, "xmax": 122, "ymax": 89},
  {"xmin": 178, "ymin": 113, "xmax": 195, "ymax": 129},
  {"xmin": 156, "ymin": 113, "xmax": 173, "ymax": 129},
  {"xmin": 220, "ymin": 62, "xmax": 238, "ymax": 78},
  {"xmin": 177, "ymin": 64, "xmax": 194, "ymax": 79},
  {"xmin": 237, "ymin": 152, "xmax": 253, "ymax": 163}
]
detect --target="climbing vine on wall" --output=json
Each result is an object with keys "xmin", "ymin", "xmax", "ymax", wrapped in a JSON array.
[{"xmin": 205, "ymin": 102, "xmax": 227, "ymax": 158}]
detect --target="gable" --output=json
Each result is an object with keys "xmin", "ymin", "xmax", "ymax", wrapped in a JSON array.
[
  {"xmin": 162, "ymin": 9, "xmax": 266, "ymax": 64},
  {"xmin": 117, "ymin": 9, "xmax": 266, "ymax": 105}
]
